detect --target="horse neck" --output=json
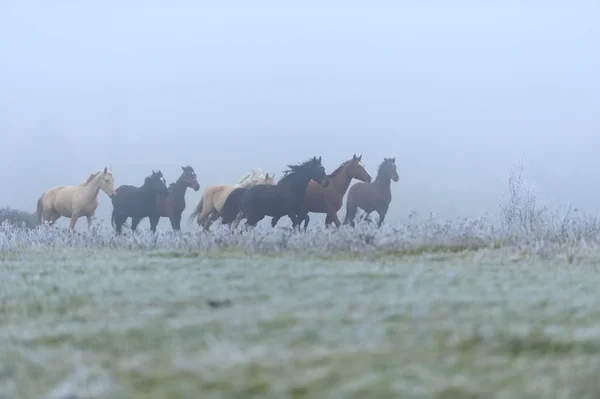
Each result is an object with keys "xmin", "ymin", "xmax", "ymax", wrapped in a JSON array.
[
  {"xmin": 373, "ymin": 173, "xmax": 392, "ymax": 190},
  {"xmin": 282, "ymin": 173, "xmax": 312, "ymax": 197},
  {"xmin": 171, "ymin": 177, "xmax": 188, "ymax": 198},
  {"xmin": 327, "ymin": 166, "xmax": 354, "ymax": 196},
  {"xmin": 82, "ymin": 175, "xmax": 103, "ymax": 199}
]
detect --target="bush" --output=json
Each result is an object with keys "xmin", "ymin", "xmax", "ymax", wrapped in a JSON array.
[
  {"xmin": 499, "ymin": 159, "xmax": 549, "ymax": 232},
  {"xmin": 0, "ymin": 207, "xmax": 37, "ymax": 229}
]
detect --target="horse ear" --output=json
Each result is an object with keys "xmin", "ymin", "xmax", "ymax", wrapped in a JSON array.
[
  {"xmin": 318, "ymin": 156, "xmax": 322, "ymax": 163},
  {"xmin": 181, "ymin": 166, "xmax": 185, "ymax": 171},
  {"xmin": 265, "ymin": 173, "xmax": 269, "ymax": 179},
  {"xmin": 353, "ymin": 154, "xmax": 357, "ymax": 160},
  {"xmin": 392, "ymin": 157, "xmax": 396, "ymax": 162},
  {"xmin": 103, "ymin": 167, "xmax": 108, "ymax": 174},
  {"xmin": 358, "ymin": 154, "xmax": 362, "ymax": 161}
]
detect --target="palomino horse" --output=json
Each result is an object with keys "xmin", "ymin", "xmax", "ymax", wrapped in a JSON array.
[
  {"xmin": 111, "ymin": 170, "xmax": 169, "ymax": 234},
  {"xmin": 221, "ymin": 157, "xmax": 328, "ymax": 230},
  {"xmin": 152, "ymin": 166, "xmax": 200, "ymax": 231},
  {"xmin": 36, "ymin": 167, "xmax": 116, "ymax": 230},
  {"xmin": 270, "ymin": 154, "xmax": 372, "ymax": 229},
  {"xmin": 344, "ymin": 157, "xmax": 399, "ymax": 228},
  {"xmin": 188, "ymin": 168, "xmax": 274, "ymax": 231}
]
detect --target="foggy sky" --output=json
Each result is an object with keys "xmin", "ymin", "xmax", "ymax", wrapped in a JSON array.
[{"xmin": 1, "ymin": 1, "xmax": 599, "ymax": 230}]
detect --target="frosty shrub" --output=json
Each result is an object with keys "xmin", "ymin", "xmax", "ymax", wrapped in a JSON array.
[
  {"xmin": 0, "ymin": 207, "xmax": 36, "ymax": 230},
  {"xmin": 499, "ymin": 160, "xmax": 548, "ymax": 233}
]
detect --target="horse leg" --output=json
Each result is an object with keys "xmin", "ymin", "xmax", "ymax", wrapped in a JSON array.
[
  {"xmin": 46, "ymin": 210, "xmax": 60, "ymax": 226},
  {"xmin": 331, "ymin": 212, "xmax": 342, "ymax": 228},
  {"xmin": 377, "ymin": 207, "xmax": 388, "ymax": 228},
  {"xmin": 87, "ymin": 215, "xmax": 94, "ymax": 230},
  {"xmin": 326, "ymin": 207, "xmax": 342, "ymax": 228},
  {"xmin": 197, "ymin": 206, "xmax": 213, "ymax": 230},
  {"xmin": 285, "ymin": 206, "xmax": 299, "ymax": 229},
  {"xmin": 271, "ymin": 216, "xmax": 281, "ymax": 228},
  {"xmin": 204, "ymin": 210, "xmax": 219, "ymax": 230},
  {"xmin": 131, "ymin": 216, "xmax": 142, "ymax": 232},
  {"xmin": 170, "ymin": 213, "xmax": 182, "ymax": 231},
  {"xmin": 69, "ymin": 213, "xmax": 80, "ymax": 230},
  {"xmin": 344, "ymin": 201, "xmax": 358, "ymax": 227},
  {"xmin": 231, "ymin": 211, "xmax": 244, "ymax": 232},
  {"xmin": 300, "ymin": 213, "xmax": 310, "ymax": 230},
  {"xmin": 363, "ymin": 211, "xmax": 372, "ymax": 223},
  {"xmin": 114, "ymin": 212, "xmax": 127, "ymax": 235},
  {"xmin": 150, "ymin": 215, "xmax": 160, "ymax": 233}
]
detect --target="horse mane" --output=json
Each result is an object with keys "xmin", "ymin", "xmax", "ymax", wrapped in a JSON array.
[
  {"xmin": 80, "ymin": 171, "xmax": 101, "ymax": 186},
  {"xmin": 236, "ymin": 168, "xmax": 265, "ymax": 188},
  {"xmin": 377, "ymin": 158, "xmax": 390, "ymax": 172},
  {"xmin": 376, "ymin": 158, "xmax": 395, "ymax": 176},
  {"xmin": 327, "ymin": 160, "xmax": 350, "ymax": 178},
  {"xmin": 279, "ymin": 158, "xmax": 317, "ymax": 184}
]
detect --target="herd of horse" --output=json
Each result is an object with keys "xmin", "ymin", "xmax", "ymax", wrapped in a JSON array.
[{"xmin": 35, "ymin": 155, "xmax": 399, "ymax": 233}]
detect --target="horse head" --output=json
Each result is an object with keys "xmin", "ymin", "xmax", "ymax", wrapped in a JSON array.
[
  {"xmin": 379, "ymin": 157, "xmax": 399, "ymax": 183},
  {"xmin": 349, "ymin": 154, "xmax": 372, "ymax": 183},
  {"xmin": 262, "ymin": 173, "xmax": 276, "ymax": 185},
  {"xmin": 181, "ymin": 166, "xmax": 200, "ymax": 191},
  {"xmin": 148, "ymin": 170, "xmax": 170, "ymax": 197},
  {"xmin": 100, "ymin": 167, "xmax": 116, "ymax": 198}
]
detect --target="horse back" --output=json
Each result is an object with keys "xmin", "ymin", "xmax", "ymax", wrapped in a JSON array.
[{"xmin": 348, "ymin": 181, "xmax": 384, "ymax": 206}]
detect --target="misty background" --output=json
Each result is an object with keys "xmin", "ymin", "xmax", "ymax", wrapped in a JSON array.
[{"xmin": 1, "ymin": 1, "xmax": 599, "ymax": 231}]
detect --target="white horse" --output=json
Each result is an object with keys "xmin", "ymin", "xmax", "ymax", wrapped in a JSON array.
[
  {"xmin": 188, "ymin": 168, "xmax": 275, "ymax": 231},
  {"xmin": 36, "ymin": 167, "xmax": 116, "ymax": 230}
]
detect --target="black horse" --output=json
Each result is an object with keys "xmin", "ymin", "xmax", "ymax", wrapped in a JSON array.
[
  {"xmin": 111, "ymin": 170, "xmax": 169, "ymax": 234},
  {"xmin": 220, "ymin": 156, "xmax": 328, "ymax": 229}
]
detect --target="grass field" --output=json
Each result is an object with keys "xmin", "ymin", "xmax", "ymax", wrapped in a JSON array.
[{"xmin": 2, "ymin": 220, "xmax": 600, "ymax": 399}]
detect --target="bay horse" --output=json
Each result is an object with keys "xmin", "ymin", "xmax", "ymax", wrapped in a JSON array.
[
  {"xmin": 188, "ymin": 168, "xmax": 274, "ymax": 231},
  {"xmin": 36, "ymin": 167, "xmax": 116, "ymax": 230},
  {"xmin": 344, "ymin": 157, "xmax": 399, "ymax": 228},
  {"xmin": 151, "ymin": 166, "xmax": 200, "ymax": 232},
  {"xmin": 111, "ymin": 170, "xmax": 169, "ymax": 235},
  {"xmin": 270, "ymin": 154, "xmax": 372, "ymax": 229},
  {"xmin": 221, "ymin": 156, "xmax": 328, "ymax": 230}
]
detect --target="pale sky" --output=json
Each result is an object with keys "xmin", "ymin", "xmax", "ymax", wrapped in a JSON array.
[{"xmin": 1, "ymin": 1, "xmax": 599, "ymax": 230}]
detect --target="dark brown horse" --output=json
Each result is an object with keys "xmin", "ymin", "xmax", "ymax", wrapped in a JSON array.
[
  {"xmin": 151, "ymin": 166, "xmax": 200, "ymax": 232},
  {"xmin": 271, "ymin": 154, "xmax": 372, "ymax": 229},
  {"xmin": 343, "ymin": 157, "xmax": 399, "ymax": 228}
]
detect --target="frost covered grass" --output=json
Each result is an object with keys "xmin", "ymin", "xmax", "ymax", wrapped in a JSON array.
[
  {"xmin": 1, "ymin": 207, "xmax": 599, "ymax": 262},
  {"xmin": 3, "ymin": 243, "xmax": 600, "ymax": 397}
]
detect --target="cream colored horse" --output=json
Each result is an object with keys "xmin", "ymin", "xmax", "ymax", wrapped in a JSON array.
[
  {"xmin": 36, "ymin": 167, "xmax": 116, "ymax": 230},
  {"xmin": 188, "ymin": 168, "xmax": 275, "ymax": 231}
]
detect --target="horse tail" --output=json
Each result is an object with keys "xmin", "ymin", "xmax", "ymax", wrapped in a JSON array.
[
  {"xmin": 36, "ymin": 194, "xmax": 44, "ymax": 225},
  {"xmin": 221, "ymin": 188, "xmax": 246, "ymax": 224},
  {"xmin": 188, "ymin": 198, "xmax": 203, "ymax": 224}
]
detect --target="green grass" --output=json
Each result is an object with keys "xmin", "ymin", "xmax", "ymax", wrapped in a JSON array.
[{"xmin": 2, "ymin": 247, "xmax": 600, "ymax": 398}]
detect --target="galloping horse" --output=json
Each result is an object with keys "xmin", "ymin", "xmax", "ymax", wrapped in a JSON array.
[
  {"xmin": 188, "ymin": 168, "xmax": 274, "ymax": 231},
  {"xmin": 344, "ymin": 157, "xmax": 399, "ymax": 228},
  {"xmin": 221, "ymin": 156, "xmax": 328, "ymax": 230},
  {"xmin": 271, "ymin": 154, "xmax": 372, "ymax": 229},
  {"xmin": 36, "ymin": 167, "xmax": 116, "ymax": 230},
  {"xmin": 152, "ymin": 166, "xmax": 200, "ymax": 232},
  {"xmin": 111, "ymin": 170, "xmax": 169, "ymax": 234},
  {"xmin": 219, "ymin": 173, "xmax": 277, "ymax": 231}
]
